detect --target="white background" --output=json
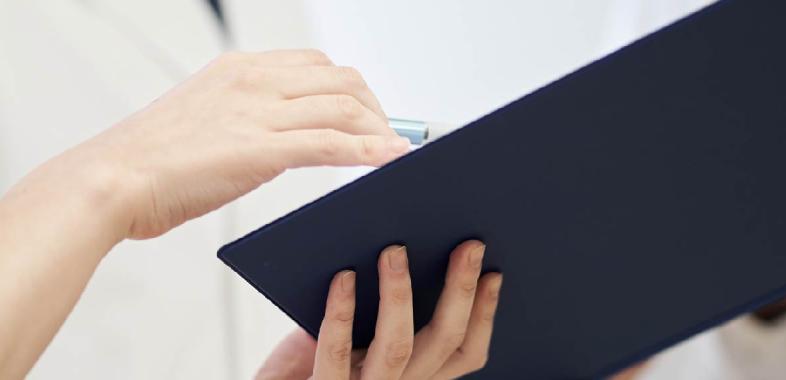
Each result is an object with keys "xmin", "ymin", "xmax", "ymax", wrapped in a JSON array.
[{"xmin": 9, "ymin": 1, "xmax": 783, "ymax": 379}]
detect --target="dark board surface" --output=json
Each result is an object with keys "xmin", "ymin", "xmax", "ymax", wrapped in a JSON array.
[{"xmin": 220, "ymin": 1, "xmax": 786, "ymax": 378}]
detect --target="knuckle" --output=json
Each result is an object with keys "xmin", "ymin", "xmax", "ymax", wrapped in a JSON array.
[
  {"xmin": 334, "ymin": 94, "xmax": 365, "ymax": 121},
  {"xmin": 330, "ymin": 306, "xmax": 355, "ymax": 323},
  {"xmin": 481, "ymin": 309, "xmax": 497, "ymax": 323},
  {"xmin": 328, "ymin": 339, "xmax": 353, "ymax": 363},
  {"xmin": 316, "ymin": 129, "xmax": 342, "ymax": 158},
  {"xmin": 358, "ymin": 137, "xmax": 377, "ymax": 162},
  {"xmin": 228, "ymin": 67, "xmax": 266, "ymax": 91},
  {"xmin": 457, "ymin": 279, "xmax": 478, "ymax": 298},
  {"xmin": 387, "ymin": 286, "xmax": 412, "ymax": 305},
  {"xmin": 385, "ymin": 337, "xmax": 413, "ymax": 368},
  {"xmin": 442, "ymin": 331, "xmax": 467, "ymax": 350},
  {"xmin": 432, "ymin": 327, "xmax": 466, "ymax": 354},
  {"xmin": 335, "ymin": 66, "xmax": 365, "ymax": 87},
  {"xmin": 301, "ymin": 49, "xmax": 332, "ymax": 64}
]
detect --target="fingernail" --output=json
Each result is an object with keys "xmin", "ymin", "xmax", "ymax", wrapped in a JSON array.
[
  {"xmin": 388, "ymin": 137, "xmax": 411, "ymax": 154},
  {"xmin": 490, "ymin": 274, "xmax": 503, "ymax": 296},
  {"xmin": 341, "ymin": 271, "xmax": 356, "ymax": 293},
  {"xmin": 388, "ymin": 246, "xmax": 408, "ymax": 273},
  {"xmin": 469, "ymin": 244, "xmax": 485, "ymax": 269}
]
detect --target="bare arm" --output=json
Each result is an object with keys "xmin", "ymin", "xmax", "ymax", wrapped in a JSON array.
[
  {"xmin": 0, "ymin": 152, "xmax": 125, "ymax": 379},
  {"xmin": 0, "ymin": 49, "xmax": 409, "ymax": 378}
]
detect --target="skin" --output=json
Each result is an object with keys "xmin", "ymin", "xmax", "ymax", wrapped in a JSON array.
[
  {"xmin": 0, "ymin": 49, "xmax": 410, "ymax": 379},
  {"xmin": 0, "ymin": 48, "xmax": 637, "ymax": 379},
  {"xmin": 255, "ymin": 241, "xmax": 645, "ymax": 380},
  {"xmin": 256, "ymin": 242, "xmax": 504, "ymax": 380}
]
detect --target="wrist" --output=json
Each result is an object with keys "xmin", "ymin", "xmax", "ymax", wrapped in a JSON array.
[
  {"xmin": 6, "ymin": 146, "xmax": 133, "ymax": 252},
  {"xmin": 70, "ymin": 159, "xmax": 132, "ymax": 247}
]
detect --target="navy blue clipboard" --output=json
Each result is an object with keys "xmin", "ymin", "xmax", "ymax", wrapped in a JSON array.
[{"xmin": 219, "ymin": 1, "xmax": 786, "ymax": 378}]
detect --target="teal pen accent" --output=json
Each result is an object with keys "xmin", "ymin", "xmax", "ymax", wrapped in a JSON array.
[{"xmin": 389, "ymin": 118, "xmax": 429, "ymax": 145}]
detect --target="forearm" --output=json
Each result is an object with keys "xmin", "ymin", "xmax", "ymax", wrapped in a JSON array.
[
  {"xmin": 0, "ymin": 49, "xmax": 408, "ymax": 379},
  {"xmin": 0, "ymin": 153, "xmax": 125, "ymax": 379}
]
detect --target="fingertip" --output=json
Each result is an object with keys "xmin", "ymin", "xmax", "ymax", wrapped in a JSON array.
[
  {"xmin": 481, "ymin": 273, "xmax": 503, "ymax": 299},
  {"xmin": 355, "ymin": 135, "xmax": 409, "ymax": 168},
  {"xmin": 449, "ymin": 240, "xmax": 486, "ymax": 270},
  {"xmin": 454, "ymin": 240, "xmax": 485, "ymax": 254},
  {"xmin": 367, "ymin": 112, "xmax": 397, "ymax": 137},
  {"xmin": 483, "ymin": 271, "xmax": 503, "ymax": 284},
  {"xmin": 469, "ymin": 245, "xmax": 485, "ymax": 269},
  {"xmin": 386, "ymin": 136, "xmax": 411, "ymax": 156},
  {"xmin": 327, "ymin": 271, "xmax": 356, "ymax": 309},
  {"xmin": 339, "ymin": 270, "xmax": 356, "ymax": 294},
  {"xmin": 324, "ymin": 272, "xmax": 357, "ymax": 324},
  {"xmin": 387, "ymin": 244, "xmax": 407, "ymax": 251},
  {"xmin": 379, "ymin": 245, "xmax": 408, "ymax": 274}
]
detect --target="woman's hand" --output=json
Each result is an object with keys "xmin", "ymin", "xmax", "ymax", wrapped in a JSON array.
[
  {"xmin": 256, "ymin": 240, "xmax": 504, "ymax": 380},
  {"xmin": 0, "ymin": 49, "xmax": 409, "ymax": 378},
  {"xmin": 62, "ymin": 49, "xmax": 410, "ymax": 240}
]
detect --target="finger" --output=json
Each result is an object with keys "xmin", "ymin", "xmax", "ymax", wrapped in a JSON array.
[
  {"xmin": 272, "ymin": 129, "xmax": 410, "ymax": 169},
  {"xmin": 401, "ymin": 241, "xmax": 485, "ymax": 379},
  {"xmin": 313, "ymin": 270, "xmax": 356, "ymax": 380},
  {"xmin": 269, "ymin": 94, "xmax": 392, "ymax": 137},
  {"xmin": 227, "ymin": 49, "xmax": 335, "ymax": 67},
  {"xmin": 433, "ymin": 273, "xmax": 503, "ymax": 380},
  {"xmin": 266, "ymin": 66, "xmax": 388, "ymax": 121},
  {"xmin": 360, "ymin": 246, "xmax": 414, "ymax": 380}
]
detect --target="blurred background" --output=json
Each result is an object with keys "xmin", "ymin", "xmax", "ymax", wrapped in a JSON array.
[{"xmin": 5, "ymin": 0, "xmax": 786, "ymax": 379}]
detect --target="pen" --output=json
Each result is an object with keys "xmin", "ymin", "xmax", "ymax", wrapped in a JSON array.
[{"xmin": 389, "ymin": 118, "xmax": 455, "ymax": 145}]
